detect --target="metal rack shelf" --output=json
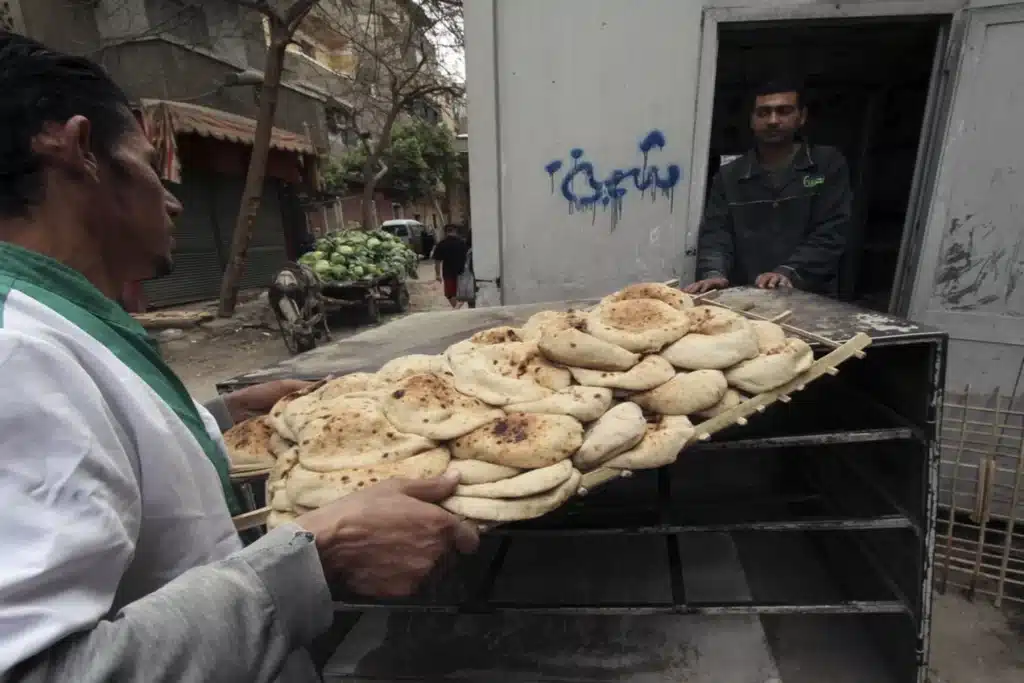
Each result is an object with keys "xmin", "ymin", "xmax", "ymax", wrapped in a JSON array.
[{"xmin": 219, "ymin": 289, "xmax": 951, "ymax": 683}]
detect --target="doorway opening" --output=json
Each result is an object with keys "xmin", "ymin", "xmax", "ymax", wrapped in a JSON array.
[{"xmin": 704, "ymin": 17, "xmax": 945, "ymax": 311}]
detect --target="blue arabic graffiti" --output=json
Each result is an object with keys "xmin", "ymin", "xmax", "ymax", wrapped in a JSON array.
[{"xmin": 544, "ymin": 130, "xmax": 683, "ymax": 229}]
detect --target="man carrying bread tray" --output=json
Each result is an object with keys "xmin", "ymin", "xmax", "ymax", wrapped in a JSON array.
[{"xmin": 0, "ymin": 32, "xmax": 478, "ymax": 683}]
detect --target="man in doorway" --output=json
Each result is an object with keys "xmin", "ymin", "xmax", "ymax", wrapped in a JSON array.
[
  {"xmin": 684, "ymin": 77, "xmax": 852, "ymax": 297},
  {"xmin": 433, "ymin": 223, "xmax": 469, "ymax": 308}
]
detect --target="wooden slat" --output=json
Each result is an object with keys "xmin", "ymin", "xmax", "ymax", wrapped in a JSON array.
[
  {"xmin": 233, "ymin": 506, "xmax": 271, "ymax": 531},
  {"xmin": 580, "ymin": 332, "xmax": 873, "ymax": 498}
]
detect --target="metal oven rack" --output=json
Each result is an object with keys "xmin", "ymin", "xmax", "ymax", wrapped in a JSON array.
[
  {"xmin": 321, "ymin": 313, "xmax": 947, "ymax": 683},
  {"xmin": 216, "ymin": 287, "xmax": 947, "ymax": 683}
]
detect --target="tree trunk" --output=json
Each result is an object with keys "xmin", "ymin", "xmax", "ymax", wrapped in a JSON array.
[
  {"xmin": 217, "ymin": 38, "xmax": 288, "ymax": 317},
  {"xmin": 431, "ymin": 195, "xmax": 448, "ymax": 227},
  {"xmin": 361, "ymin": 162, "xmax": 376, "ymax": 230}
]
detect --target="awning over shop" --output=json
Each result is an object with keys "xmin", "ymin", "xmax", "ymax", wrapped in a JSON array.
[{"xmin": 139, "ymin": 99, "xmax": 316, "ymax": 184}]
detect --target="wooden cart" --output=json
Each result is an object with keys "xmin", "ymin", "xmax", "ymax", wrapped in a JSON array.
[
  {"xmin": 320, "ymin": 273, "xmax": 410, "ymax": 326},
  {"xmin": 271, "ymin": 271, "xmax": 412, "ymax": 355}
]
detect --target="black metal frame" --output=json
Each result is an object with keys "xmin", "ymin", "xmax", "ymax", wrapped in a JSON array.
[{"xmin": 323, "ymin": 333, "xmax": 947, "ymax": 683}]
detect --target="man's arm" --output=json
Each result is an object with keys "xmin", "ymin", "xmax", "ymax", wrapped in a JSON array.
[
  {"xmin": 774, "ymin": 152, "xmax": 853, "ymax": 288},
  {"xmin": 0, "ymin": 334, "xmax": 332, "ymax": 682},
  {"xmin": 202, "ymin": 395, "xmax": 234, "ymax": 432},
  {"xmin": 694, "ymin": 173, "xmax": 735, "ymax": 281},
  {"xmin": 9, "ymin": 526, "xmax": 331, "ymax": 683}
]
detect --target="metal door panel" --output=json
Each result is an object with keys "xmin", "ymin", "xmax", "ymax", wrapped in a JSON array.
[{"xmin": 910, "ymin": 3, "xmax": 1024, "ymax": 348}]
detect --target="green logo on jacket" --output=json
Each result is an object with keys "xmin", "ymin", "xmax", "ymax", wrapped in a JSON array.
[{"xmin": 803, "ymin": 175, "xmax": 825, "ymax": 188}]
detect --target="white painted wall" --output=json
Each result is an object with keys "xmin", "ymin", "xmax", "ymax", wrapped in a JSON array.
[
  {"xmin": 468, "ymin": 0, "xmax": 704, "ymax": 305},
  {"xmin": 466, "ymin": 0, "xmax": 978, "ymax": 307}
]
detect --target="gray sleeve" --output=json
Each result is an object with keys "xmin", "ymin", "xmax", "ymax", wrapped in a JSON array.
[
  {"xmin": 5, "ymin": 524, "xmax": 333, "ymax": 683},
  {"xmin": 202, "ymin": 395, "xmax": 235, "ymax": 432},
  {"xmin": 694, "ymin": 173, "xmax": 735, "ymax": 281}
]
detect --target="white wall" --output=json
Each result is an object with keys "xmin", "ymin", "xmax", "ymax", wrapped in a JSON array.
[{"xmin": 468, "ymin": 0, "xmax": 704, "ymax": 305}]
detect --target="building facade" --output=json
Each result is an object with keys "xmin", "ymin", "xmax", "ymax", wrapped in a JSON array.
[{"xmin": 15, "ymin": 0, "xmax": 334, "ymax": 307}]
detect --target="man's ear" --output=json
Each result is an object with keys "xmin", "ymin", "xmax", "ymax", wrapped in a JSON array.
[{"xmin": 66, "ymin": 115, "xmax": 100, "ymax": 183}]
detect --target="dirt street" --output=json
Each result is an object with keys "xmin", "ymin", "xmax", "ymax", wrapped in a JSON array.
[{"xmin": 163, "ymin": 263, "xmax": 451, "ymax": 403}]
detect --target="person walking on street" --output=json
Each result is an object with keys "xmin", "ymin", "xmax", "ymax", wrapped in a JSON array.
[
  {"xmin": 0, "ymin": 32, "xmax": 478, "ymax": 683},
  {"xmin": 684, "ymin": 77, "xmax": 852, "ymax": 297},
  {"xmin": 432, "ymin": 223, "xmax": 469, "ymax": 309}
]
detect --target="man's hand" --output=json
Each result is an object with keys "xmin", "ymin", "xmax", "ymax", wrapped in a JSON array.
[
  {"xmin": 298, "ymin": 474, "xmax": 479, "ymax": 597},
  {"xmin": 683, "ymin": 277, "xmax": 729, "ymax": 295},
  {"xmin": 755, "ymin": 272, "xmax": 793, "ymax": 290},
  {"xmin": 222, "ymin": 380, "xmax": 313, "ymax": 422}
]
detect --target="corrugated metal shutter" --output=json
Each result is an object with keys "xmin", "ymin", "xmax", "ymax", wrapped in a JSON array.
[
  {"xmin": 142, "ymin": 172, "xmax": 224, "ymax": 307},
  {"xmin": 215, "ymin": 176, "xmax": 289, "ymax": 291},
  {"xmin": 142, "ymin": 171, "xmax": 291, "ymax": 308}
]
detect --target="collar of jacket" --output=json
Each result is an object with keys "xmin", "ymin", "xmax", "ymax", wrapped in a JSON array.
[
  {"xmin": 0, "ymin": 241, "xmax": 242, "ymax": 515},
  {"xmin": 739, "ymin": 137, "xmax": 815, "ymax": 181}
]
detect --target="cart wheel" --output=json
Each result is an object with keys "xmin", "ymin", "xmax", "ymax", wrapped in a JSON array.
[
  {"xmin": 392, "ymin": 284, "xmax": 410, "ymax": 312},
  {"xmin": 364, "ymin": 294, "xmax": 381, "ymax": 324},
  {"xmin": 277, "ymin": 316, "xmax": 316, "ymax": 354},
  {"xmin": 277, "ymin": 317, "xmax": 300, "ymax": 354}
]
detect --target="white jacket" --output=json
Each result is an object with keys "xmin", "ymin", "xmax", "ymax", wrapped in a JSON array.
[{"xmin": 0, "ymin": 243, "xmax": 328, "ymax": 681}]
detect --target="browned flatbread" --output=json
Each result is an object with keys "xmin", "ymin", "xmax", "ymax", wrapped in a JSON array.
[{"xmin": 223, "ymin": 415, "xmax": 276, "ymax": 467}]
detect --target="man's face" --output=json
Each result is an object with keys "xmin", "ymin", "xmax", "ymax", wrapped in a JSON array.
[
  {"xmin": 750, "ymin": 91, "xmax": 806, "ymax": 145},
  {"xmin": 87, "ymin": 118, "xmax": 183, "ymax": 281}
]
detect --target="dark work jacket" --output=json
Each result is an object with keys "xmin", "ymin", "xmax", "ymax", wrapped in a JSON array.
[{"xmin": 695, "ymin": 143, "xmax": 852, "ymax": 295}]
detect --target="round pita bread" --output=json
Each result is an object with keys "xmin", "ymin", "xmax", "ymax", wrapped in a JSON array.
[
  {"xmin": 448, "ymin": 342, "xmax": 553, "ymax": 406},
  {"xmin": 504, "ymin": 386, "xmax": 613, "ymax": 423},
  {"xmin": 538, "ymin": 327, "xmax": 640, "ymax": 371},
  {"xmin": 725, "ymin": 338, "xmax": 814, "ymax": 394},
  {"xmin": 604, "ymin": 416, "xmax": 695, "ymax": 470},
  {"xmin": 454, "ymin": 460, "xmax": 573, "ymax": 499},
  {"xmin": 446, "ymin": 460, "xmax": 523, "ymax": 485},
  {"xmin": 695, "ymin": 388, "xmax": 746, "ymax": 419},
  {"xmin": 632, "ymin": 370, "xmax": 728, "ymax": 415},
  {"xmin": 382, "ymin": 373, "xmax": 504, "ymax": 440},
  {"xmin": 451, "ymin": 413, "xmax": 584, "ymax": 469},
  {"xmin": 270, "ymin": 487, "xmax": 293, "ymax": 512},
  {"xmin": 223, "ymin": 415, "xmax": 276, "ymax": 467},
  {"xmin": 660, "ymin": 306, "xmax": 759, "ymax": 370},
  {"xmin": 572, "ymin": 402, "xmax": 648, "ymax": 470},
  {"xmin": 267, "ymin": 446, "xmax": 299, "ymax": 493},
  {"xmin": 523, "ymin": 355, "xmax": 572, "ymax": 391},
  {"xmin": 377, "ymin": 354, "xmax": 452, "ymax": 384},
  {"xmin": 441, "ymin": 469, "xmax": 582, "ymax": 522},
  {"xmin": 751, "ymin": 320, "xmax": 787, "ymax": 353},
  {"xmin": 268, "ymin": 432, "xmax": 293, "ymax": 458},
  {"xmin": 586, "ymin": 299, "xmax": 691, "ymax": 353},
  {"xmin": 520, "ymin": 310, "xmax": 586, "ymax": 342},
  {"xmin": 285, "ymin": 447, "xmax": 451, "ymax": 509},
  {"xmin": 446, "ymin": 327, "xmax": 536, "ymax": 362},
  {"xmin": 318, "ymin": 373, "xmax": 387, "ymax": 401},
  {"xmin": 267, "ymin": 510, "xmax": 299, "ymax": 530},
  {"xmin": 602, "ymin": 283, "xmax": 694, "ymax": 310},
  {"xmin": 268, "ymin": 380, "xmax": 328, "ymax": 440},
  {"xmin": 291, "ymin": 396, "xmax": 437, "ymax": 471},
  {"xmin": 470, "ymin": 326, "xmax": 524, "ymax": 345},
  {"xmin": 569, "ymin": 355, "xmax": 675, "ymax": 391}
]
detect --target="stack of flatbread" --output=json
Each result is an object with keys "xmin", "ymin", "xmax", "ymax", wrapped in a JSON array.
[{"xmin": 223, "ymin": 281, "xmax": 819, "ymax": 529}]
